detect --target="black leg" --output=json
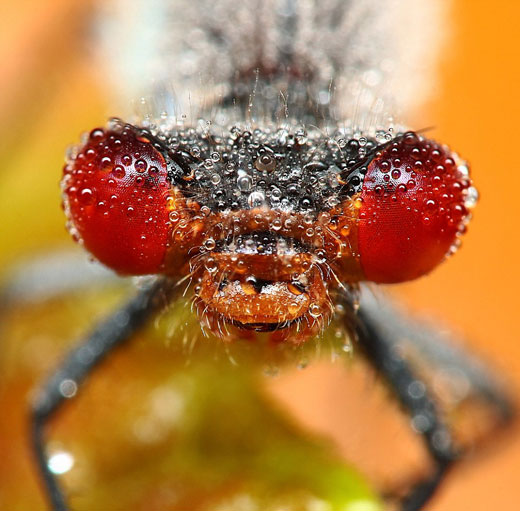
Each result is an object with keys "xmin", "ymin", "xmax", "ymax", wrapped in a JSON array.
[
  {"xmin": 30, "ymin": 277, "xmax": 176, "ymax": 511},
  {"xmin": 341, "ymin": 295, "xmax": 459, "ymax": 511},
  {"xmin": 358, "ymin": 287, "xmax": 513, "ymax": 424}
]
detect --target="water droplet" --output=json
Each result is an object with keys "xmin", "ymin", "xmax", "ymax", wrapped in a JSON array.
[
  {"xmin": 408, "ymin": 381, "xmax": 426, "ymax": 399},
  {"xmin": 248, "ymin": 191, "xmax": 265, "ymax": 208},
  {"xmin": 255, "ymin": 154, "xmax": 276, "ymax": 172},
  {"xmin": 79, "ymin": 188, "xmax": 95, "ymax": 205},
  {"xmin": 135, "ymin": 159, "xmax": 147, "ymax": 173},
  {"xmin": 91, "ymin": 128, "xmax": 104, "ymax": 140},
  {"xmin": 48, "ymin": 452, "xmax": 74, "ymax": 475},
  {"xmin": 295, "ymin": 129, "xmax": 308, "ymax": 145},
  {"xmin": 374, "ymin": 185, "xmax": 384, "ymax": 196},
  {"xmin": 59, "ymin": 379, "xmax": 77, "ymax": 398},
  {"xmin": 271, "ymin": 187, "xmax": 282, "ymax": 201},
  {"xmin": 112, "ymin": 165, "xmax": 126, "ymax": 179},
  {"xmin": 237, "ymin": 173, "xmax": 252, "ymax": 192},
  {"xmin": 425, "ymin": 199, "xmax": 437, "ymax": 210},
  {"xmin": 264, "ymin": 218, "xmax": 280, "ymax": 234},
  {"xmin": 464, "ymin": 186, "xmax": 479, "ymax": 208},
  {"xmin": 204, "ymin": 257, "xmax": 218, "ymax": 273},
  {"xmin": 411, "ymin": 413, "xmax": 431, "ymax": 433},
  {"xmin": 342, "ymin": 341, "xmax": 353, "ymax": 353},
  {"xmin": 204, "ymin": 238, "xmax": 216, "ymax": 250},
  {"xmin": 288, "ymin": 302, "xmax": 300, "ymax": 315},
  {"xmin": 309, "ymin": 303, "xmax": 321, "ymax": 318}
]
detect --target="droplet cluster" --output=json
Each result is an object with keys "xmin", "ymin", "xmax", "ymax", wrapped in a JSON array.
[
  {"xmin": 157, "ymin": 123, "xmax": 385, "ymax": 215},
  {"xmin": 62, "ymin": 121, "xmax": 174, "ymax": 274},
  {"xmin": 358, "ymin": 132, "xmax": 474, "ymax": 282}
]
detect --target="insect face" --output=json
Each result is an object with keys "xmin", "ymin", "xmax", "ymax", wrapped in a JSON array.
[{"xmin": 62, "ymin": 121, "xmax": 475, "ymax": 341}]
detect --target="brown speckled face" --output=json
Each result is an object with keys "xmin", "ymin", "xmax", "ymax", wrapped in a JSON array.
[
  {"xmin": 63, "ymin": 120, "xmax": 474, "ymax": 343},
  {"xmin": 189, "ymin": 214, "xmax": 359, "ymax": 343},
  {"xmin": 155, "ymin": 123, "xmax": 371, "ymax": 343}
]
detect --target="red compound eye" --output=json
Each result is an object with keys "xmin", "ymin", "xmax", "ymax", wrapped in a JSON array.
[
  {"xmin": 62, "ymin": 123, "xmax": 174, "ymax": 275},
  {"xmin": 358, "ymin": 132, "xmax": 473, "ymax": 283}
]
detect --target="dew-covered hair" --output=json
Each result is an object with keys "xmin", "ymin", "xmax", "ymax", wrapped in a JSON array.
[{"xmin": 98, "ymin": 0, "xmax": 449, "ymax": 127}]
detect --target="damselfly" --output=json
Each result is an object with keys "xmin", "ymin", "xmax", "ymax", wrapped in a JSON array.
[{"xmin": 17, "ymin": 1, "xmax": 513, "ymax": 510}]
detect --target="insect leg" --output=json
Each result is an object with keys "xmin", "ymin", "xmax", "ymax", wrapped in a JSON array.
[
  {"xmin": 342, "ymin": 297, "xmax": 458, "ymax": 511},
  {"xmin": 30, "ymin": 277, "xmax": 175, "ymax": 511},
  {"xmin": 358, "ymin": 288, "xmax": 513, "ymax": 424}
]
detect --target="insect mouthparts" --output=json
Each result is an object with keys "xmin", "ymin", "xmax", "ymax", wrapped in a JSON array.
[{"xmin": 192, "ymin": 225, "xmax": 337, "ymax": 343}]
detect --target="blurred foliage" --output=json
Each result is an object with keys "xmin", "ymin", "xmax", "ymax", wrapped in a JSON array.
[{"xmin": 0, "ymin": 285, "xmax": 381, "ymax": 510}]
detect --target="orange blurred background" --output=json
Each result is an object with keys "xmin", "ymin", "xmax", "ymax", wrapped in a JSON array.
[
  {"xmin": 408, "ymin": 3, "xmax": 520, "ymax": 508},
  {"xmin": 1, "ymin": 1, "xmax": 519, "ymax": 510}
]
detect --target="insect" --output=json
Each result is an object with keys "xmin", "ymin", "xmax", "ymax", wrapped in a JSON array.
[{"xmin": 28, "ymin": 1, "xmax": 513, "ymax": 510}]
